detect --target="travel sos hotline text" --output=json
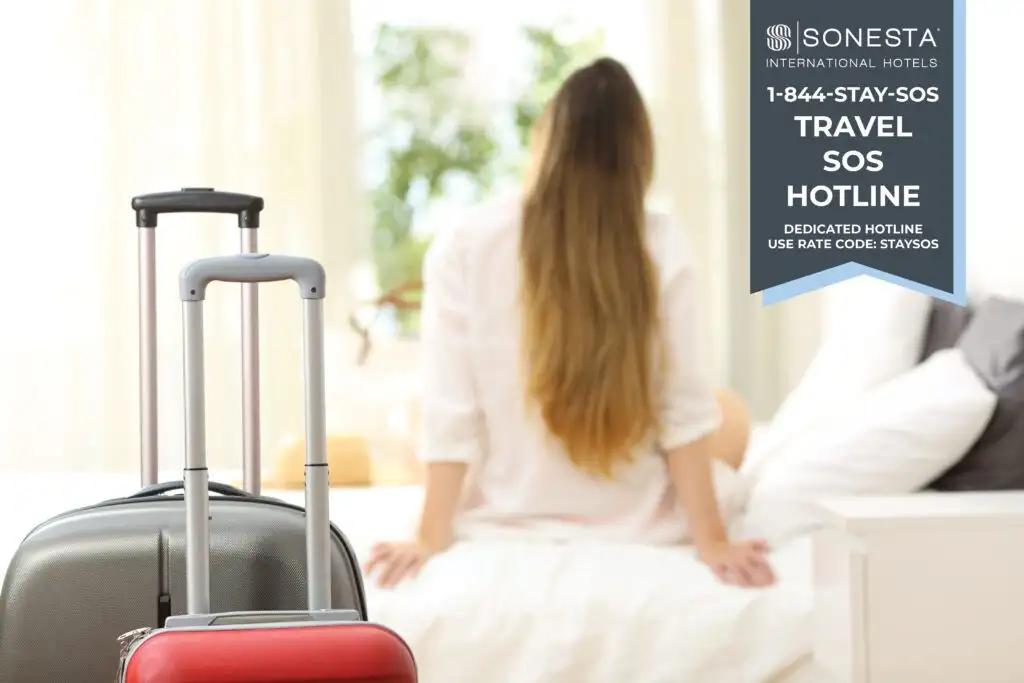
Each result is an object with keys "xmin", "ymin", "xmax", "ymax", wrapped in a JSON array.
[{"xmin": 767, "ymin": 84, "xmax": 942, "ymax": 253}]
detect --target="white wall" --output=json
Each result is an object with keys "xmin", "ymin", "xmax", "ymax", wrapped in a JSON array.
[{"xmin": 961, "ymin": 2, "xmax": 1024, "ymax": 301}]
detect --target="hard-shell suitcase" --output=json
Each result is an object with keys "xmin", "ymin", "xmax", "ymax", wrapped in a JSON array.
[
  {"xmin": 0, "ymin": 190, "xmax": 367, "ymax": 683},
  {"xmin": 119, "ymin": 254, "xmax": 415, "ymax": 683}
]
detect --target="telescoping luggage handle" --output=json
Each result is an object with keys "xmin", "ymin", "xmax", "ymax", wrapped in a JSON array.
[
  {"xmin": 131, "ymin": 188, "xmax": 265, "ymax": 496},
  {"xmin": 178, "ymin": 253, "xmax": 333, "ymax": 616}
]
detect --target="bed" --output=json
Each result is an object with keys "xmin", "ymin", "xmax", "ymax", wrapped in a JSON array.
[
  {"xmin": 0, "ymin": 425, "xmax": 826, "ymax": 683},
  {"xmin": 366, "ymin": 530, "xmax": 817, "ymax": 683},
  {"xmin": 0, "ymin": 485, "xmax": 820, "ymax": 683}
]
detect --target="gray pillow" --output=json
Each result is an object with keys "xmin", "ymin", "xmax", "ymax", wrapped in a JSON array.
[
  {"xmin": 919, "ymin": 299, "xmax": 973, "ymax": 362},
  {"xmin": 930, "ymin": 297, "xmax": 1024, "ymax": 491}
]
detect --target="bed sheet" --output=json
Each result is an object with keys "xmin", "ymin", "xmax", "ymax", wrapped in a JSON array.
[
  {"xmin": 767, "ymin": 656, "xmax": 830, "ymax": 683},
  {"xmin": 367, "ymin": 534, "xmax": 814, "ymax": 683}
]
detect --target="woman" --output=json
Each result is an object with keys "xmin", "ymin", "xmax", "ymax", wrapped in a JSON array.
[{"xmin": 366, "ymin": 57, "xmax": 774, "ymax": 589}]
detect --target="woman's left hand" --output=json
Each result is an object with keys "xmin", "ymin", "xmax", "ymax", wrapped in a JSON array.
[
  {"xmin": 363, "ymin": 540, "xmax": 439, "ymax": 589},
  {"xmin": 698, "ymin": 539, "xmax": 775, "ymax": 588}
]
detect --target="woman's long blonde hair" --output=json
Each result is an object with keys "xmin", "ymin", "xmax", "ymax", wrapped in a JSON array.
[{"xmin": 520, "ymin": 57, "xmax": 659, "ymax": 477}]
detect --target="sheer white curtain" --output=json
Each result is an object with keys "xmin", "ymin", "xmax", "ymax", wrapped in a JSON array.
[
  {"xmin": 644, "ymin": 0, "xmax": 730, "ymax": 386},
  {"xmin": 646, "ymin": 0, "xmax": 812, "ymax": 417},
  {"xmin": 0, "ymin": 0, "xmax": 368, "ymax": 474}
]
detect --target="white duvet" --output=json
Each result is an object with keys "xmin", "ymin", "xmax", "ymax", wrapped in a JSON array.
[
  {"xmin": 366, "ymin": 536, "xmax": 815, "ymax": 683},
  {"xmin": 357, "ymin": 429, "xmax": 819, "ymax": 683}
]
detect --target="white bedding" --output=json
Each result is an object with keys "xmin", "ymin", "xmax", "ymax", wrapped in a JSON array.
[
  {"xmin": 367, "ymin": 536, "xmax": 815, "ymax": 683},
  {"xmin": 0, "ymin": 464, "xmax": 819, "ymax": 683}
]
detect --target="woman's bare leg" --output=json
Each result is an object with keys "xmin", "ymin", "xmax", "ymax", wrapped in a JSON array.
[{"xmin": 708, "ymin": 389, "xmax": 751, "ymax": 470}]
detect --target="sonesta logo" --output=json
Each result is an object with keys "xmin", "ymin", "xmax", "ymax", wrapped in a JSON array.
[
  {"xmin": 766, "ymin": 26, "xmax": 939, "ymax": 51},
  {"xmin": 766, "ymin": 24, "xmax": 792, "ymax": 52}
]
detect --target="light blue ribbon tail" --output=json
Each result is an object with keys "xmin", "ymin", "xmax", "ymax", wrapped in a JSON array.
[{"xmin": 761, "ymin": 262, "xmax": 966, "ymax": 306}]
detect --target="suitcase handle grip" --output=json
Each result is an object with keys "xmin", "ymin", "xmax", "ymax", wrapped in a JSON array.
[
  {"xmin": 131, "ymin": 188, "xmax": 264, "ymax": 228},
  {"xmin": 128, "ymin": 480, "xmax": 252, "ymax": 499},
  {"xmin": 181, "ymin": 253, "xmax": 331, "ymax": 614},
  {"xmin": 134, "ymin": 188, "xmax": 264, "ymax": 495},
  {"xmin": 179, "ymin": 253, "xmax": 326, "ymax": 301}
]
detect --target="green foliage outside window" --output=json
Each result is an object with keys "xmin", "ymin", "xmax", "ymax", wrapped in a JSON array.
[
  {"xmin": 512, "ymin": 26, "xmax": 605, "ymax": 154},
  {"xmin": 368, "ymin": 22, "xmax": 604, "ymax": 334}
]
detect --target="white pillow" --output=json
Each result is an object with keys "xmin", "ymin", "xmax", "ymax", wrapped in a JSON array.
[
  {"xmin": 747, "ymin": 278, "xmax": 934, "ymax": 477},
  {"xmin": 738, "ymin": 348, "xmax": 997, "ymax": 544}
]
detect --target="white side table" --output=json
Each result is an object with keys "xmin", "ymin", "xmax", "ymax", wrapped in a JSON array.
[{"xmin": 812, "ymin": 492, "xmax": 1024, "ymax": 683}]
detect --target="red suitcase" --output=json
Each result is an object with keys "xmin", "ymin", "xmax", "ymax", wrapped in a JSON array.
[{"xmin": 118, "ymin": 253, "xmax": 416, "ymax": 683}]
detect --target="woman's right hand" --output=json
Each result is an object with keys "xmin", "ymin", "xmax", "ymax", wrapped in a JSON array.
[
  {"xmin": 363, "ymin": 540, "xmax": 439, "ymax": 589},
  {"xmin": 698, "ymin": 539, "xmax": 776, "ymax": 588}
]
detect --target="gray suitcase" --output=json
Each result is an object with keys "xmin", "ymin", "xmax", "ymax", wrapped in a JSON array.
[{"xmin": 0, "ymin": 190, "xmax": 367, "ymax": 683}]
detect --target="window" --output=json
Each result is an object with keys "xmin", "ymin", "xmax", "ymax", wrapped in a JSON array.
[{"xmin": 350, "ymin": 0, "xmax": 662, "ymax": 340}]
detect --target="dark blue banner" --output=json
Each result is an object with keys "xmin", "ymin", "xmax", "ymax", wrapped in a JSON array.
[{"xmin": 750, "ymin": 0, "xmax": 966, "ymax": 305}]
